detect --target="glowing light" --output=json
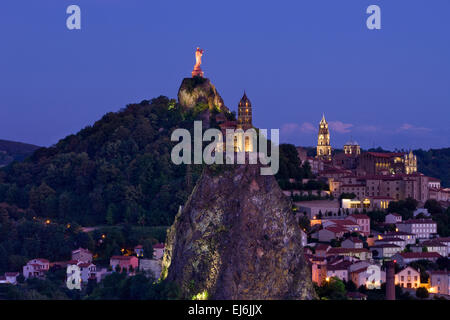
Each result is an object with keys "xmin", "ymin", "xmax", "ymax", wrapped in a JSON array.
[
  {"xmin": 45, "ymin": 219, "xmax": 51, "ymax": 224},
  {"xmin": 66, "ymin": 224, "xmax": 71, "ymax": 229},
  {"xmin": 325, "ymin": 277, "xmax": 330, "ymax": 282},
  {"xmin": 101, "ymin": 234, "xmax": 106, "ymax": 239}
]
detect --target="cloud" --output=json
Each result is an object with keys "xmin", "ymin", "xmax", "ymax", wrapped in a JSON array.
[
  {"xmin": 281, "ymin": 122, "xmax": 316, "ymax": 135},
  {"xmin": 328, "ymin": 121, "xmax": 353, "ymax": 133},
  {"xmin": 398, "ymin": 123, "xmax": 432, "ymax": 132},
  {"xmin": 355, "ymin": 124, "xmax": 380, "ymax": 132}
]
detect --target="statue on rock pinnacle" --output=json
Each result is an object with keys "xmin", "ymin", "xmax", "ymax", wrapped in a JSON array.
[{"xmin": 192, "ymin": 47, "xmax": 204, "ymax": 77}]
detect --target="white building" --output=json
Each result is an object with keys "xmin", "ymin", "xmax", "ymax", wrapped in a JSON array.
[
  {"xmin": 396, "ymin": 219, "xmax": 437, "ymax": 239},
  {"xmin": 385, "ymin": 213, "xmax": 402, "ymax": 224},
  {"xmin": 395, "ymin": 266, "xmax": 420, "ymax": 289},
  {"xmin": 342, "ymin": 237, "xmax": 364, "ymax": 249},
  {"xmin": 351, "ymin": 264, "xmax": 386, "ymax": 289},
  {"xmin": 381, "ymin": 231, "xmax": 416, "ymax": 246},
  {"xmin": 23, "ymin": 259, "xmax": 50, "ymax": 279},
  {"xmin": 411, "ymin": 240, "xmax": 448, "ymax": 257},
  {"xmin": 370, "ymin": 244, "xmax": 402, "ymax": 258}
]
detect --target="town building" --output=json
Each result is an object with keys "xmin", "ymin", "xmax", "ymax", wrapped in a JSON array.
[
  {"xmin": 0, "ymin": 272, "xmax": 19, "ymax": 285},
  {"xmin": 428, "ymin": 270, "xmax": 450, "ymax": 295},
  {"xmin": 396, "ymin": 219, "xmax": 437, "ymax": 239},
  {"xmin": 153, "ymin": 243, "xmax": 165, "ymax": 260},
  {"xmin": 385, "ymin": 213, "xmax": 402, "ymax": 224},
  {"xmin": 410, "ymin": 239, "xmax": 448, "ymax": 257},
  {"xmin": 341, "ymin": 237, "xmax": 364, "ymax": 249},
  {"xmin": 395, "ymin": 266, "xmax": 421, "ymax": 289},
  {"xmin": 392, "ymin": 252, "xmax": 442, "ymax": 266},
  {"xmin": 23, "ymin": 259, "xmax": 49, "ymax": 279},
  {"xmin": 71, "ymin": 248, "xmax": 93, "ymax": 263},
  {"xmin": 110, "ymin": 256, "xmax": 139, "ymax": 273},
  {"xmin": 380, "ymin": 231, "xmax": 416, "ymax": 246},
  {"xmin": 370, "ymin": 244, "xmax": 402, "ymax": 259},
  {"xmin": 347, "ymin": 214, "xmax": 370, "ymax": 236},
  {"xmin": 316, "ymin": 114, "xmax": 332, "ymax": 161}
]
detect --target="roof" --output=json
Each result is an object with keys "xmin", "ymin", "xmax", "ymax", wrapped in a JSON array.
[
  {"xmin": 365, "ymin": 152, "xmax": 405, "ymax": 158},
  {"xmin": 315, "ymin": 244, "xmax": 331, "ymax": 251},
  {"xmin": 349, "ymin": 214, "xmax": 370, "ymax": 220},
  {"xmin": 110, "ymin": 256, "xmax": 137, "ymax": 261},
  {"xmin": 400, "ymin": 219, "xmax": 436, "ymax": 225},
  {"xmin": 383, "ymin": 231, "xmax": 414, "ymax": 237},
  {"xmin": 397, "ymin": 252, "xmax": 442, "ymax": 259},
  {"xmin": 134, "ymin": 245, "xmax": 143, "ymax": 249},
  {"xmin": 327, "ymin": 261, "xmax": 352, "ymax": 271},
  {"xmin": 346, "ymin": 292, "xmax": 368, "ymax": 299},
  {"xmin": 428, "ymin": 177, "xmax": 441, "ymax": 182},
  {"xmin": 343, "ymin": 237, "xmax": 363, "ymax": 243},
  {"xmin": 377, "ymin": 237, "xmax": 405, "ymax": 242},
  {"xmin": 30, "ymin": 258, "xmax": 49, "ymax": 264},
  {"xmin": 387, "ymin": 213, "xmax": 402, "ymax": 217},
  {"xmin": 327, "ymin": 248, "xmax": 370, "ymax": 254},
  {"xmin": 422, "ymin": 240, "xmax": 446, "ymax": 247},
  {"xmin": 72, "ymin": 247, "xmax": 91, "ymax": 254},
  {"xmin": 370, "ymin": 244, "xmax": 401, "ymax": 248},
  {"xmin": 153, "ymin": 243, "xmax": 165, "ymax": 249},
  {"xmin": 428, "ymin": 270, "xmax": 450, "ymax": 275},
  {"xmin": 324, "ymin": 226, "xmax": 348, "ymax": 234},
  {"xmin": 4, "ymin": 272, "xmax": 19, "ymax": 277}
]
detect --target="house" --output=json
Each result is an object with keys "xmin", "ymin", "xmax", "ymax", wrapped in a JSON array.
[
  {"xmin": 370, "ymin": 244, "xmax": 402, "ymax": 259},
  {"xmin": 134, "ymin": 245, "xmax": 144, "ymax": 258},
  {"xmin": 71, "ymin": 248, "xmax": 93, "ymax": 263},
  {"xmin": 0, "ymin": 272, "xmax": 19, "ymax": 285},
  {"xmin": 153, "ymin": 243, "xmax": 165, "ymax": 260},
  {"xmin": 350, "ymin": 264, "xmax": 385, "ymax": 289},
  {"xmin": 347, "ymin": 214, "xmax": 371, "ymax": 236},
  {"xmin": 395, "ymin": 266, "xmax": 420, "ymax": 289},
  {"xmin": 325, "ymin": 261, "xmax": 352, "ymax": 282},
  {"xmin": 428, "ymin": 270, "xmax": 450, "ymax": 295},
  {"xmin": 326, "ymin": 248, "xmax": 372, "ymax": 261},
  {"xmin": 375, "ymin": 237, "xmax": 406, "ymax": 250},
  {"xmin": 314, "ymin": 244, "xmax": 331, "ymax": 257},
  {"xmin": 380, "ymin": 231, "xmax": 416, "ymax": 246},
  {"xmin": 392, "ymin": 252, "xmax": 442, "ymax": 266},
  {"xmin": 77, "ymin": 262, "xmax": 97, "ymax": 283},
  {"xmin": 396, "ymin": 219, "xmax": 437, "ymax": 239},
  {"xmin": 23, "ymin": 259, "xmax": 50, "ymax": 279},
  {"xmin": 385, "ymin": 213, "xmax": 402, "ymax": 224},
  {"xmin": 318, "ymin": 226, "xmax": 347, "ymax": 242},
  {"xmin": 410, "ymin": 240, "xmax": 448, "ymax": 257},
  {"xmin": 322, "ymin": 219, "xmax": 361, "ymax": 234},
  {"xmin": 110, "ymin": 256, "xmax": 139, "ymax": 273},
  {"xmin": 138, "ymin": 259, "xmax": 162, "ymax": 279},
  {"xmin": 342, "ymin": 237, "xmax": 364, "ymax": 249}
]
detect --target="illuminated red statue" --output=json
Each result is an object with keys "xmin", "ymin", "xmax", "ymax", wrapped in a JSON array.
[{"xmin": 192, "ymin": 47, "xmax": 204, "ymax": 77}]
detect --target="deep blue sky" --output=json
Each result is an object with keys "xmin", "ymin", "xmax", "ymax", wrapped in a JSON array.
[{"xmin": 1, "ymin": 0, "xmax": 449, "ymax": 149}]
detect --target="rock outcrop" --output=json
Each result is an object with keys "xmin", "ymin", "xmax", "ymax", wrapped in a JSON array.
[
  {"xmin": 177, "ymin": 77, "xmax": 230, "ymax": 113},
  {"xmin": 162, "ymin": 163, "xmax": 317, "ymax": 300}
]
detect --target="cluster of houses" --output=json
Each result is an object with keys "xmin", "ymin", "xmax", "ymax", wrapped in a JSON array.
[
  {"xmin": 0, "ymin": 243, "xmax": 165, "ymax": 287},
  {"xmin": 303, "ymin": 210, "xmax": 450, "ymax": 298}
]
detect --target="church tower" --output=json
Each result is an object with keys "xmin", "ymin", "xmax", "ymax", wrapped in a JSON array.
[
  {"xmin": 237, "ymin": 92, "xmax": 252, "ymax": 128},
  {"xmin": 316, "ymin": 114, "xmax": 332, "ymax": 160}
]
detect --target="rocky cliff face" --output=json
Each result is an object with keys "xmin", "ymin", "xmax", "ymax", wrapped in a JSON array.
[
  {"xmin": 178, "ymin": 77, "xmax": 230, "ymax": 113},
  {"xmin": 162, "ymin": 163, "xmax": 317, "ymax": 300}
]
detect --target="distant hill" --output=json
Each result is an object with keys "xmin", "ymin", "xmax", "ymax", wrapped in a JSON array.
[{"xmin": 0, "ymin": 139, "xmax": 40, "ymax": 166}]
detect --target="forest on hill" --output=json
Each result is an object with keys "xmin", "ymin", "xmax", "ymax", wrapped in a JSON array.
[
  {"xmin": 0, "ymin": 139, "xmax": 40, "ymax": 167},
  {"xmin": 0, "ymin": 96, "xmax": 205, "ymax": 227}
]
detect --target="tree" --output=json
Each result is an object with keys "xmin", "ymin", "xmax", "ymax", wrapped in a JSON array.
[
  {"xmin": 416, "ymin": 287, "xmax": 429, "ymax": 299},
  {"xmin": 316, "ymin": 277, "xmax": 347, "ymax": 300},
  {"xmin": 424, "ymin": 199, "xmax": 443, "ymax": 214}
]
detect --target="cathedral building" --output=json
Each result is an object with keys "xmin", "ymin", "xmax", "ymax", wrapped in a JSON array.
[{"xmin": 316, "ymin": 114, "xmax": 332, "ymax": 161}]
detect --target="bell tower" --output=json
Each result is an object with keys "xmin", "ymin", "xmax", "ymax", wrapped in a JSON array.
[
  {"xmin": 316, "ymin": 114, "xmax": 332, "ymax": 160},
  {"xmin": 237, "ymin": 92, "xmax": 252, "ymax": 128}
]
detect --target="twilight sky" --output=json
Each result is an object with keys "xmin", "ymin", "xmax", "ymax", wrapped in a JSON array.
[{"xmin": 1, "ymin": 0, "xmax": 449, "ymax": 149}]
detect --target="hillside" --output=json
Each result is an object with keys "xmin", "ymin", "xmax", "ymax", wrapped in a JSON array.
[
  {"xmin": 0, "ymin": 139, "xmax": 40, "ymax": 167},
  {"xmin": 0, "ymin": 96, "xmax": 208, "ymax": 226}
]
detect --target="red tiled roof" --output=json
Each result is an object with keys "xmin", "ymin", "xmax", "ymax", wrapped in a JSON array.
[
  {"xmin": 153, "ymin": 243, "xmax": 165, "ymax": 249},
  {"xmin": 349, "ymin": 214, "xmax": 370, "ymax": 220},
  {"xmin": 398, "ymin": 252, "xmax": 442, "ymax": 259},
  {"xmin": 324, "ymin": 226, "xmax": 348, "ymax": 234},
  {"xmin": 370, "ymin": 243, "xmax": 401, "ymax": 248},
  {"xmin": 327, "ymin": 248, "xmax": 370, "ymax": 254},
  {"xmin": 400, "ymin": 219, "xmax": 436, "ymax": 225},
  {"xmin": 110, "ymin": 256, "xmax": 136, "ymax": 261},
  {"xmin": 4, "ymin": 272, "xmax": 19, "ymax": 277}
]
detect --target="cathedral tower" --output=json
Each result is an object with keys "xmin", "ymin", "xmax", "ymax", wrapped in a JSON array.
[
  {"xmin": 237, "ymin": 92, "xmax": 252, "ymax": 128},
  {"xmin": 316, "ymin": 114, "xmax": 332, "ymax": 160}
]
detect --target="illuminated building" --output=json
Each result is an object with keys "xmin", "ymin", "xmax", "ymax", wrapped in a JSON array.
[{"xmin": 316, "ymin": 114, "xmax": 332, "ymax": 160}]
